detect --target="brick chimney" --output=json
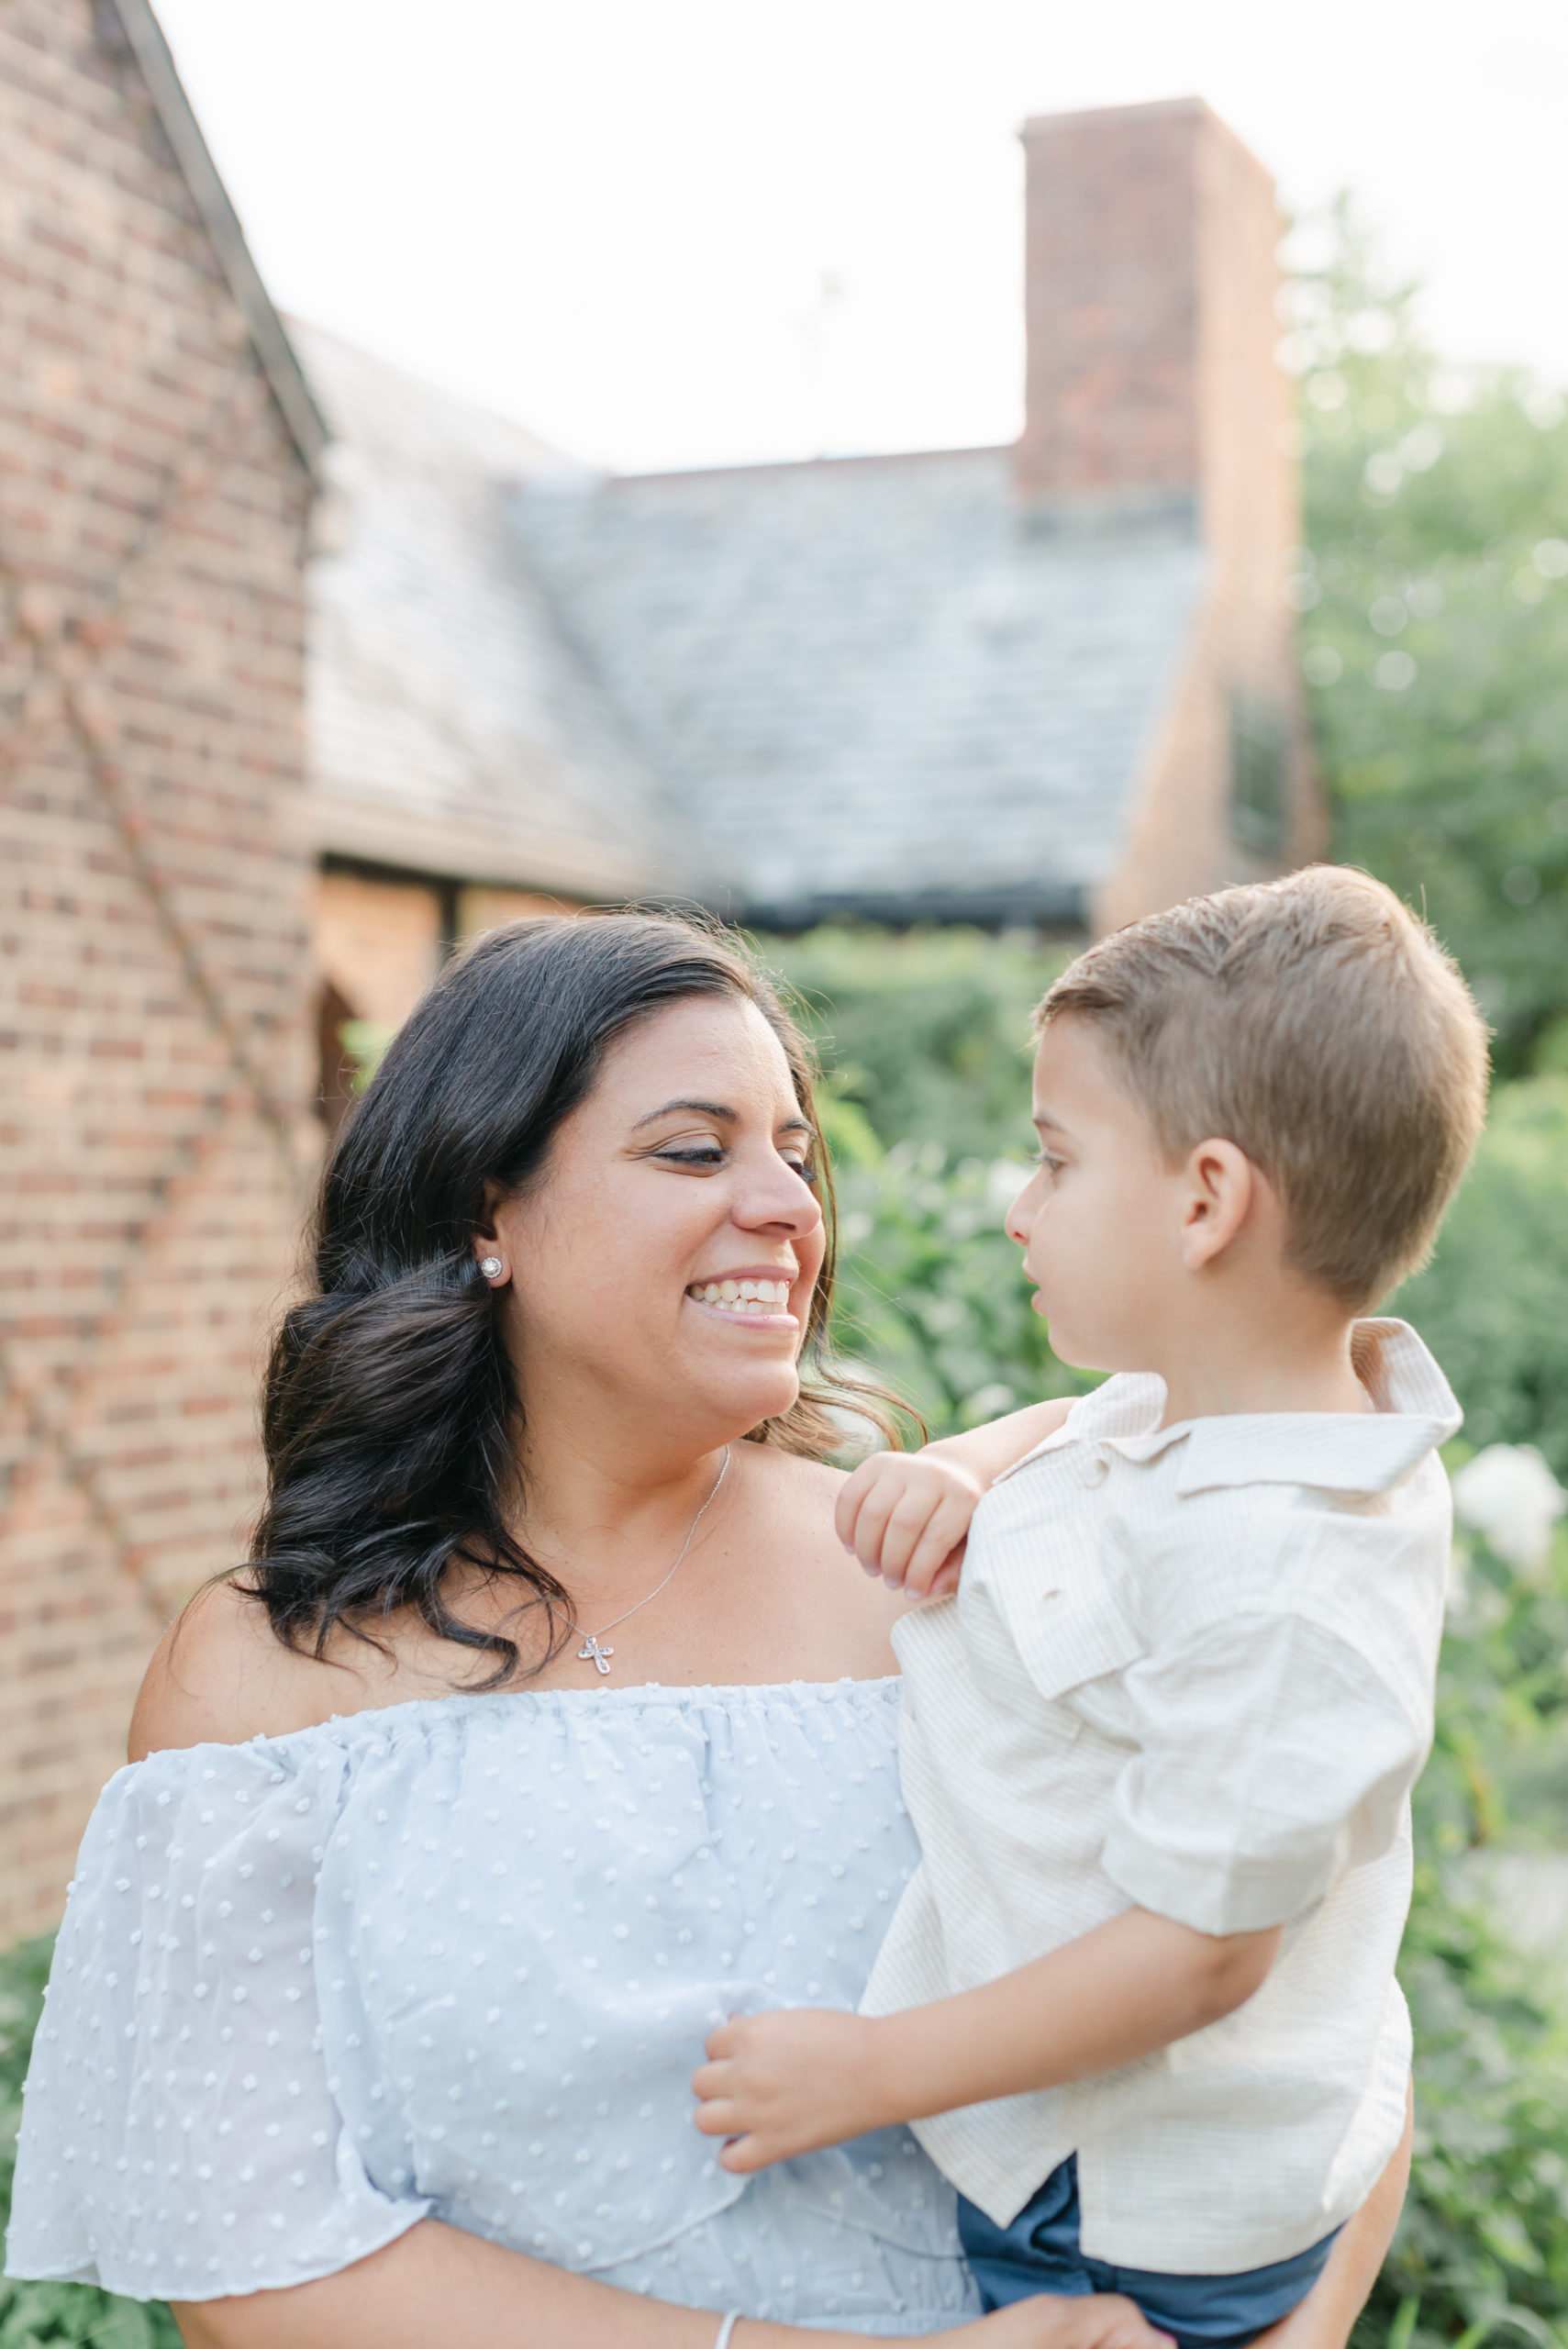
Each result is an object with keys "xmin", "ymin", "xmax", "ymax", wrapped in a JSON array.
[
  {"xmin": 1015, "ymin": 95, "xmax": 1322, "ymax": 927},
  {"xmin": 1017, "ymin": 95, "xmax": 1290, "ymax": 544}
]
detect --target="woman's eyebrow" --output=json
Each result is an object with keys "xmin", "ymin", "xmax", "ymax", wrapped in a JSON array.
[
  {"xmin": 632, "ymin": 1097, "xmax": 737, "ymax": 1129},
  {"xmin": 631, "ymin": 1100, "xmax": 816, "ymax": 1137}
]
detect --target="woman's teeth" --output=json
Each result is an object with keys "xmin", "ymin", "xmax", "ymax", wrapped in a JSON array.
[{"xmin": 686, "ymin": 1278, "xmax": 792, "ymax": 1313}]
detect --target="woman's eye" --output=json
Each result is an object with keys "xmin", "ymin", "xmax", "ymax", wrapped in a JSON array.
[
  {"xmin": 655, "ymin": 1146, "xmax": 726, "ymax": 1169},
  {"xmin": 786, "ymin": 1159, "xmax": 818, "ymax": 1186}
]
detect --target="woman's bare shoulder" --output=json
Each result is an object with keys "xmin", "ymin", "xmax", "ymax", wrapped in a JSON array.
[
  {"xmin": 128, "ymin": 1580, "xmax": 394, "ymax": 1760},
  {"xmin": 740, "ymin": 1441, "xmax": 915, "ymax": 1657},
  {"xmin": 741, "ymin": 1441, "xmax": 853, "ymax": 1533},
  {"xmin": 750, "ymin": 1441, "xmax": 851, "ymax": 1495}
]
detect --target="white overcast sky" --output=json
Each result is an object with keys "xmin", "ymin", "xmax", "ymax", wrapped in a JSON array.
[{"xmin": 155, "ymin": 0, "xmax": 1567, "ymax": 475}]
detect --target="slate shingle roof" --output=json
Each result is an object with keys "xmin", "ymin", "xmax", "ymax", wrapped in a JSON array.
[
  {"xmin": 514, "ymin": 451, "xmax": 1208, "ymax": 927},
  {"xmin": 295, "ymin": 322, "xmax": 685, "ymax": 901}
]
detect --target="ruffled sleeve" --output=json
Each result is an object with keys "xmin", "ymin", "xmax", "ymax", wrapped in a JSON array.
[{"xmin": 6, "ymin": 1737, "xmax": 429, "ymax": 2302}]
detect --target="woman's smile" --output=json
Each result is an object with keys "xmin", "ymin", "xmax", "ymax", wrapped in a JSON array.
[{"xmin": 684, "ymin": 1270, "xmax": 798, "ymax": 1324}]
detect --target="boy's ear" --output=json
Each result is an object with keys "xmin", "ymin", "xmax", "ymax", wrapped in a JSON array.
[{"xmin": 1178, "ymin": 1139, "xmax": 1257, "ymax": 1272}]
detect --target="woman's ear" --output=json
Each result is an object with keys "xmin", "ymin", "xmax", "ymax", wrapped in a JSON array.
[
  {"xmin": 1178, "ymin": 1138, "xmax": 1257, "ymax": 1272},
  {"xmin": 473, "ymin": 1177, "xmax": 510, "ymax": 1284}
]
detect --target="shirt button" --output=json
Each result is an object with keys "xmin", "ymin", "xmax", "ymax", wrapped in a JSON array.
[{"xmin": 1077, "ymin": 1450, "xmax": 1109, "ymax": 1486}]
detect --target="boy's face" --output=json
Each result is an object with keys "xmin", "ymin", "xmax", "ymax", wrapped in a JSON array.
[{"xmin": 1004, "ymin": 1015, "xmax": 1189, "ymax": 1373}]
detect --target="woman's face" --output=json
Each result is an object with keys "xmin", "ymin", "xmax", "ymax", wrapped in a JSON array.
[{"xmin": 483, "ymin": 995, "xmax": 827, "ymax": 1444}]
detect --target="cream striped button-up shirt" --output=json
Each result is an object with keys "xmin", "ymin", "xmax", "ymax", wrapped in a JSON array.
[{"xmin": 863, "ymin": 1319, "xmax": 1460, "ymax": 2275}]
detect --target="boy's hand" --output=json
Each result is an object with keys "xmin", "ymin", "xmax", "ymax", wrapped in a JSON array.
[
  {"xmin": 835, "ymin": 1450, "xmax": 986, "ymax": 1598},
  {"xmin": 692, "ymin": 2007, "xmax": 892, "ymax": 2171}
]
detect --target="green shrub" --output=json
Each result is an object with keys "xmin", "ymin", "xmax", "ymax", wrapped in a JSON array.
[
  {"xmin": 1352, "ymin": 1514, "xmax": 1568, "ymax": 2349},
  {"xmin": 829, "ymin": 1141, "xmax": 1093, "ymax": 1436},
  {"xmin": 1368, "ymin": 1853, "xmax": 1568, "ymax": 2349},
  {"xmin": 1393, "ymin": 1080, "xmax": 1568, "ymax": 1479},
  {"xmin": 769, "ymin": 922, "xmax": 1062, "ymax": 1164}
]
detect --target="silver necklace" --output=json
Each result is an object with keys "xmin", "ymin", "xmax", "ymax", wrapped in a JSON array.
[{"xmin": 563, "ymin": 1448, "xmax": 731, "ymax": 1675}]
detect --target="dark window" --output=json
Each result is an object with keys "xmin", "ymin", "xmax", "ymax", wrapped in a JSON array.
[{"xmin": 1229, "ymin": 696, "xmax": 1290, "ymax": 854}]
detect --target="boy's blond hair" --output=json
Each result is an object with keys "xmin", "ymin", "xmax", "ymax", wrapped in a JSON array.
[{"xmin": 1038, "ymin": 866, "xmax": 1489, "ymax": 1309}]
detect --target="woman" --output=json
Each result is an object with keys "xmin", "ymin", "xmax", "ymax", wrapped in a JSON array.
[{"xmin": 7, "ymin": 915, "xmax": 1408, "ymax": 2349}]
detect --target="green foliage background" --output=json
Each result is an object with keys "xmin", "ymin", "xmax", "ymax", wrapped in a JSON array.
[
  {"xmin": 1290, "ymin": 199, "xmax": 1568, "ymax": 1077},
  {"xmin": 9, "ymin": 209, "xmax": 1568, "ymax": 2347}
]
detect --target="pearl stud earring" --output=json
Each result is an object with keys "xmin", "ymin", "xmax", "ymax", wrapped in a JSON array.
[{"xmin": 479, "ymin": 1256, "xmax": 504, "ymax": 1280}]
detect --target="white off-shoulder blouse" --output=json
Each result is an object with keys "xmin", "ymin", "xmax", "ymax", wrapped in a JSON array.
[{"xmin": 6, "ymin": 1677, "xmax": 978, "ymax": 2335}]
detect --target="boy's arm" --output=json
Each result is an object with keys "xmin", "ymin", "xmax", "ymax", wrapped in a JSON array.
[
  {"xmin": 923, "ymin": 1397, "xmax": 1077, "ymax": 1483},
  {"xmin": 696, "ymin": 1602, "xmax": 1423, "ymax": 2172},
  {"xmin": 693, "ymin": 1905, "xmax": 1280, "ymax": 2173},
  {"xmin": 837, "ymin": 1397, "xmax": 1074, "ymax": 1598}
]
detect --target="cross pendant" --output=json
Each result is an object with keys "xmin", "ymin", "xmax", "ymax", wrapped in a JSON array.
[{"xmin": 577, "ymin": 1635, "xmax": 614, "ymax": 1675}]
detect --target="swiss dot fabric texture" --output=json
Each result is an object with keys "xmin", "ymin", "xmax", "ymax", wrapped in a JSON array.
[{"xmin": 8, "ymin": 1679, "xmax": 977, "ymax": 2333}]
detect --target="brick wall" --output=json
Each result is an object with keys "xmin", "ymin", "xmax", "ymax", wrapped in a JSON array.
[{"xmin": 0, "ymin": 0, "xmax": 318, "ymax": 1939}]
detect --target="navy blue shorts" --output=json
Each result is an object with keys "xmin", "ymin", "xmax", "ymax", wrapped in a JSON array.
[{"xmin": 958, "ymin": 2157, "xmax": 1340, "ymax": 2349}]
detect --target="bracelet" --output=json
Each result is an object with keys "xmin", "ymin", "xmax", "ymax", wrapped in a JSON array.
[{"xmin": 714, "ymin": 2316, "xmax": 741, "ymax": 2349}]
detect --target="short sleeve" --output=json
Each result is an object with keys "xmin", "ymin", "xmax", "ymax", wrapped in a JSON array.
[
  {"xmin": 1100, "ymin": 1612, "xmax": 1430, "ymax": 1936},
  {"xmin": 6, "ymin": 1739, "xmax": 429, "ymax": 2302}
]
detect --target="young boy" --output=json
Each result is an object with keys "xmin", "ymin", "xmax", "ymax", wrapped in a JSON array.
[{"xmin": 693, "ymin": 866, "xmax": 1487, "ymax": 2347}]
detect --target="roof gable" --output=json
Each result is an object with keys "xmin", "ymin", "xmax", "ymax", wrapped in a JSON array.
[
  {"xmin": 100, "ymin": 0, "xmax": 328, "ymax": 481},
  {"xmin": 296, "ymin": 323, "xmax": 687, "ymax": 901}
]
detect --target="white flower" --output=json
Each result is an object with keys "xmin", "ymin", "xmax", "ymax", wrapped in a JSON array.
[{"xmin": 1451, "ymin": 1443, "xmax": 1567, "ymax": 1575}]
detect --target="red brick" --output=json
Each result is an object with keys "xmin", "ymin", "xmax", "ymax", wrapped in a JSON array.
[{"xmin": 0, "ymin": 0, "xmax": 317, "ymax": 1941}]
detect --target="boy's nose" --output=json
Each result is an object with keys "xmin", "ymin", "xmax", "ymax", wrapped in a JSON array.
[{"xmin": 1004, "ymin": 1190, "xmax": 1035, "ymax": 1247}]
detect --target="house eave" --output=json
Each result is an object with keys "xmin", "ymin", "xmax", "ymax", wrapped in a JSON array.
[
  {"xmin": 309, "ymin": 788, "xmax": 674, "ymax": 907},
  {"xmin": 722, "ymin": 881, "xmax": 1090, "ymax": 935}
]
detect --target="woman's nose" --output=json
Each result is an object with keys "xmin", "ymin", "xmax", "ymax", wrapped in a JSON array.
[{"xmin": 733, "ymin": 1160, "xmax": 823, "ymax": 1235}]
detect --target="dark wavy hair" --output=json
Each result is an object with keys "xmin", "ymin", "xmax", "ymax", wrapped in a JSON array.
[{"xmin": 243, "ymin": 910, "xmax": 894, "ymax": 1686}]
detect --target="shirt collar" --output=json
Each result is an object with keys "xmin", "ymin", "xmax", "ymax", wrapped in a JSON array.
[{"xmin": 998, "ymin": 1319, "xmax": 1461, "ymax": 1498}]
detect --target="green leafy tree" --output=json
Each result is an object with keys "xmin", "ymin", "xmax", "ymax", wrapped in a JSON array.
[{"xmin": 1295, "ymin": 198, "xmax": 1568, "ymax": 1074}]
